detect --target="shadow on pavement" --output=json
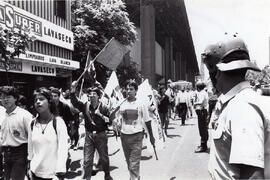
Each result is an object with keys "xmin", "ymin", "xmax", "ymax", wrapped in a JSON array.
[
  {"xmin": 141, "ymin": 155, "xmax": 153, "ymax": 161},
  {"xmin": 181, "ymin": 123, "xmax": 195, "ymax": 126},
  {"xmin": 65, "ymin": 170, "xmax": 82, "ymax": 179},
  {"xmin": 166, "ymin": 134, "xmax": 181, "ymax": 138},
  {"xmin": 109, "ymin": 148, "xmax": 120, "ymax": 156},
  {"xmin": 109, "ymin": 165, "xmax": 119, "ymax": 171}
]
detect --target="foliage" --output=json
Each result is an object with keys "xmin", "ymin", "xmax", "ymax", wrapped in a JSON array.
[
  {"xmin": 71, "ymin": 0, "xmax": 137, "ymax": 87},
  {"xmin": 0, "ymin": 24, "xmax": 35, "ymax": 84},
  {"xmin": 246, "ymin": 65, "xmax": 270, "ymax": 85}
]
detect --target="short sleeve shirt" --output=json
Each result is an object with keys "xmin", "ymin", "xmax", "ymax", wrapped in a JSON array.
[
  {"xmin": 119, "ymin": 99, "xmax": 150, "ymax": 134},
  {"xmin": 208, "ymin": 81, "xmax": 264, "ymax": 179},
  {"xmin": 1, "ymin": 106, "xmax": 33, "ymax": 146}
]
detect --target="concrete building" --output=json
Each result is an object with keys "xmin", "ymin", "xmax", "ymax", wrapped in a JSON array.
[
  {"xmin": 0, "ymin": 0, "xmax": 79, "ymax": 97},
  {"xmin": 126, "ymin": 0, "xmax": 199, "ymax": 87}
]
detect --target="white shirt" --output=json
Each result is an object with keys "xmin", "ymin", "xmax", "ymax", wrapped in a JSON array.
[
  {"xmin": 119, "ymin": 99, "xmax": 150, "ymax": 134},
  {"xmin": 194, "ymin": 90, "xmax": 208, "ymax": 110},
  {"xmin": 209, "ymin": 81, "xmax": 266, "ymax": 179},
  {"xmin": 28, "ymin": 116, "xmax": 69, "ymax": 178},
  {"xmin": 175, "ymin": 91, "xmax": 188, "ymax": 105},
  {"xmin": 1, "ymin": 106, "xmax": 33, "ymax": 147}
]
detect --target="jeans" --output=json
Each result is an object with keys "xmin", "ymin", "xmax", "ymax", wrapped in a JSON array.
[
  {"xmin": 196, "ymin": 109, "xmax": 209, "ymax": 145},
  {"xmin": 121, "ymin": 132, "xmax": 143, "ymax": 180},
  {"xmin": 83, "ymin": 131, "xmax": 110, "ymax": 179},
  {"xmin": 3, "ymin": 143, "xmax": 28, "ymax": 180}
]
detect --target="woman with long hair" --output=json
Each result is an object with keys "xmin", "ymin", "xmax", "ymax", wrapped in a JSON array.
[{"xmin": 28, "ymin": 87, "xmax": 69, "ymax": 180}]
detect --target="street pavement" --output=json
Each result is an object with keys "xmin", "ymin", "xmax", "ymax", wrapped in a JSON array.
[{"xmin": 65, "ymin": 116, "xmax": 212, "ymax": 180}]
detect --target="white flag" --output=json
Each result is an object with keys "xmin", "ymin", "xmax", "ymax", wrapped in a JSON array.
[
  {"xmin": 137, "ymin": 79, "xmax": 164, "ymax": 151},
  {"xmin": 101, "ymin": 71, "xmax": 124, "ymax": 110}
]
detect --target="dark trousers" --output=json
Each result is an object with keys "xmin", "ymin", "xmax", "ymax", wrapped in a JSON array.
[
  {"xmin": 159, "ymin": 112, "xmax": 169, "ymax": 131},
  {"xmin": 83, "ymin": 131, "xmax": 110, "ymax": 179},
  {"xmin": 195, "ymin": 109, "xmax": 208, "ymax": 147},
  {"xmin": 121, "ymin": 132, "xmax": 143, "ymax": 180},
  {"xmin": 208, "ymin": 100, "xmax": 217, "ymax": 124},
  {"xmin": 2, "ymin": 143, "xmax": 28, "ymax": 180},
  {"xmin": 177, "ymin": 103, "xmax": 187, "ymax": 125}
]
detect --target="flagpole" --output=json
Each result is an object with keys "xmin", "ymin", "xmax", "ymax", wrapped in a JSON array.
[{"xmin": 79, "ymin": 51, "xmax": 91, "ymax": 98}]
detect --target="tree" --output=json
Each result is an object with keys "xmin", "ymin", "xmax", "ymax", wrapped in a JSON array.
[
  {"xmin": 71, "ymin": 0, "xmax": 137, "ymax": 87},
  {"xmin": 246, "ymin": 65, "xmax": 270, "ymax": 86},
  {"xmin": 0, "ymin": 24, "xmax": 35, "ymax": 85}
]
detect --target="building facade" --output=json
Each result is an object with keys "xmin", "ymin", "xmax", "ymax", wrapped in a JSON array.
[{"xmin": 0, "ymin": 0, "xmax": 79, "ymax": 98}]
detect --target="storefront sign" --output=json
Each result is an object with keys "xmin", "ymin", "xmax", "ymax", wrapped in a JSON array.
[
  {"xmin": 0, "ymin": 61, "xmax": 22, "ymax": 72},
  {"xmin": 0, "ymin": 2, "xmax": 74, "ymax": 50},
  {"xmin": 30, "ymin": 65, "xmax": 56, "ymax": 76},
  {"xmin": 19, "ymin": 51, "xmax": 80, "ymax": 69},
  {"xmin": 0, "ymin": 61, "xmax": 56, "ymax": 76}
]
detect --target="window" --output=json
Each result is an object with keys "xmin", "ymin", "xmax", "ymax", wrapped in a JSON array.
[{"xmin": 54, "ymin": 0, "xmax": 66, "ymax": 19}]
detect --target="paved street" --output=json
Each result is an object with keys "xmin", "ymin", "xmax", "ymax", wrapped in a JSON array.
[{"xmin": 66, "ymin": 116, "xmax": 211, "ymax": 180}]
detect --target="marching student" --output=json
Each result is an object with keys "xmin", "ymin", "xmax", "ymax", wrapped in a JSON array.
[
  {"xmin": 28, "ymin": 87, "xmax": 68, "ymax": 180},
  {"xmin": 111, "ymin": 80, "xmax": 155, "ymax": 180},
  {"xmin": 70, "ymin": 81, "xmax": 113, "ymax": 180},
  {"xmin": 0, "ymin": 86, "xmax": 33, "ymax": 180}
]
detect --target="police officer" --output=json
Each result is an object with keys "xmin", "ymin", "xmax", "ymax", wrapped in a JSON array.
[{"xmin": 202, "ymin": 37, "xmax": 267, "ymax": 179}]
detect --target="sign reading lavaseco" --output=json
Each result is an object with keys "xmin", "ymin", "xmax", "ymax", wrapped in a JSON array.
[{"xmin": 0, "ymin": 2, "xmax": 74, "ymax": 50}]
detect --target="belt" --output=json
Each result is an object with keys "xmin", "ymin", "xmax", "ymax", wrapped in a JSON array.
[
  {"xmin": 87, "ymin": 130, "xmax": 105, "ymax": 134},
  {"xmin": 2, "ymin": 143, "xmax": 27, "ymax": 153}
]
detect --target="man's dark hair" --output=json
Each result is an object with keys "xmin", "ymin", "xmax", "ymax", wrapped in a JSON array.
[
  {"xmin": 126, "ymin": 80, "xmax": 138, "ymax": 91},
  {"xmin": 50, "ymin": 88, "xmax": 61, "ymax": 96},
  {"xmin": 0, "ymin": 86, "xmax": 19, "ymax": 99},
  {"xmin": 86, "ymin": 87, "xmax": 102, "ymax": 97}
]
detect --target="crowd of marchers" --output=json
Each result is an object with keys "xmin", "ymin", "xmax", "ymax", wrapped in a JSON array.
[{"xmin": 0, "ymin": 36, "xmax": 270, "ymax": 180}]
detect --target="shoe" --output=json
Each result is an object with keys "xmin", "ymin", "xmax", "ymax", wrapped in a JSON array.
[
  {"xmin": 194, "ymin": 146, "xmax": 207, "ymax": 153},
  {"xmin": 91, "ymin": 169, "xmax": 98, "ymax": 176}
]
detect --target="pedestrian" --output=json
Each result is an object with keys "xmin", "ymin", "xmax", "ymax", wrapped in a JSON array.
[
  {"xmin": 165, "ymin": 79, "xmax": 175, "ymax": 120},
  {"xmin": 158, "ymin": 85, "xmax": 170, "ymax": 136},
  {"xmin": 193, "ymin": 81, "xmax": 209, "ymax": 153},
  {"xmin": 202, "ymin": 37, "xmax": 266, "ymax": 179},
  {"xmin": 110, "ymin": 80, "xmax": 155, "ymax": 180},
  {"xmin": 175, "ymin": 87, "xmax": 188, "ymax": 125},
  {"xmin": 70, "ymin": 81, "xmax": 113, "ymax": 180},
  {"xmin": 0, "ymin": 86, "xmax": 33, "ymax": 180},
  {"xmin": 51, "ymin": 88, "xmax": 77, "ymax": 141},
  {"xmin": 28, "ymin": 87, "xmax": 69, "ymax": 180}
]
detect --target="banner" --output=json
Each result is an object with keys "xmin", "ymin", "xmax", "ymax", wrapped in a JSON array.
[
  {"xmin": 137, "ymin": 79, "xmax": 164, "ymax": 151},
  {"xmin": 95, "ymin": 37, "xmax": 129, "ymax": 70}
]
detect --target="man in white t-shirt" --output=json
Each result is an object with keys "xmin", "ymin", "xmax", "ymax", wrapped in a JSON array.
[
  {"xmin": 111, "ymin": 80, "xmax": 155, "ymax": 180},
  {"xmin": 203, "ymin": 37, "xmax": 265, "ymax": 179}
]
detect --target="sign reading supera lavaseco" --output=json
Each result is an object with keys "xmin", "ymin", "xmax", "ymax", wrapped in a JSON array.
[{"xmin": 0, "ymin": 2, "xmax": 74, "ymax": 50}]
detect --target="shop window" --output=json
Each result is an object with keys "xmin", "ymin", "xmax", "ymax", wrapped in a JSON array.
[{"xmin": 54, "ymin": 0, "xmax": 66, "ymax": 19}]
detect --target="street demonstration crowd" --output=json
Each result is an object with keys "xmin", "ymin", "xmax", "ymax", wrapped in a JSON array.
[{"xmin": 0, "ymin": 36, "xmax": 270, "ymax": 180}]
